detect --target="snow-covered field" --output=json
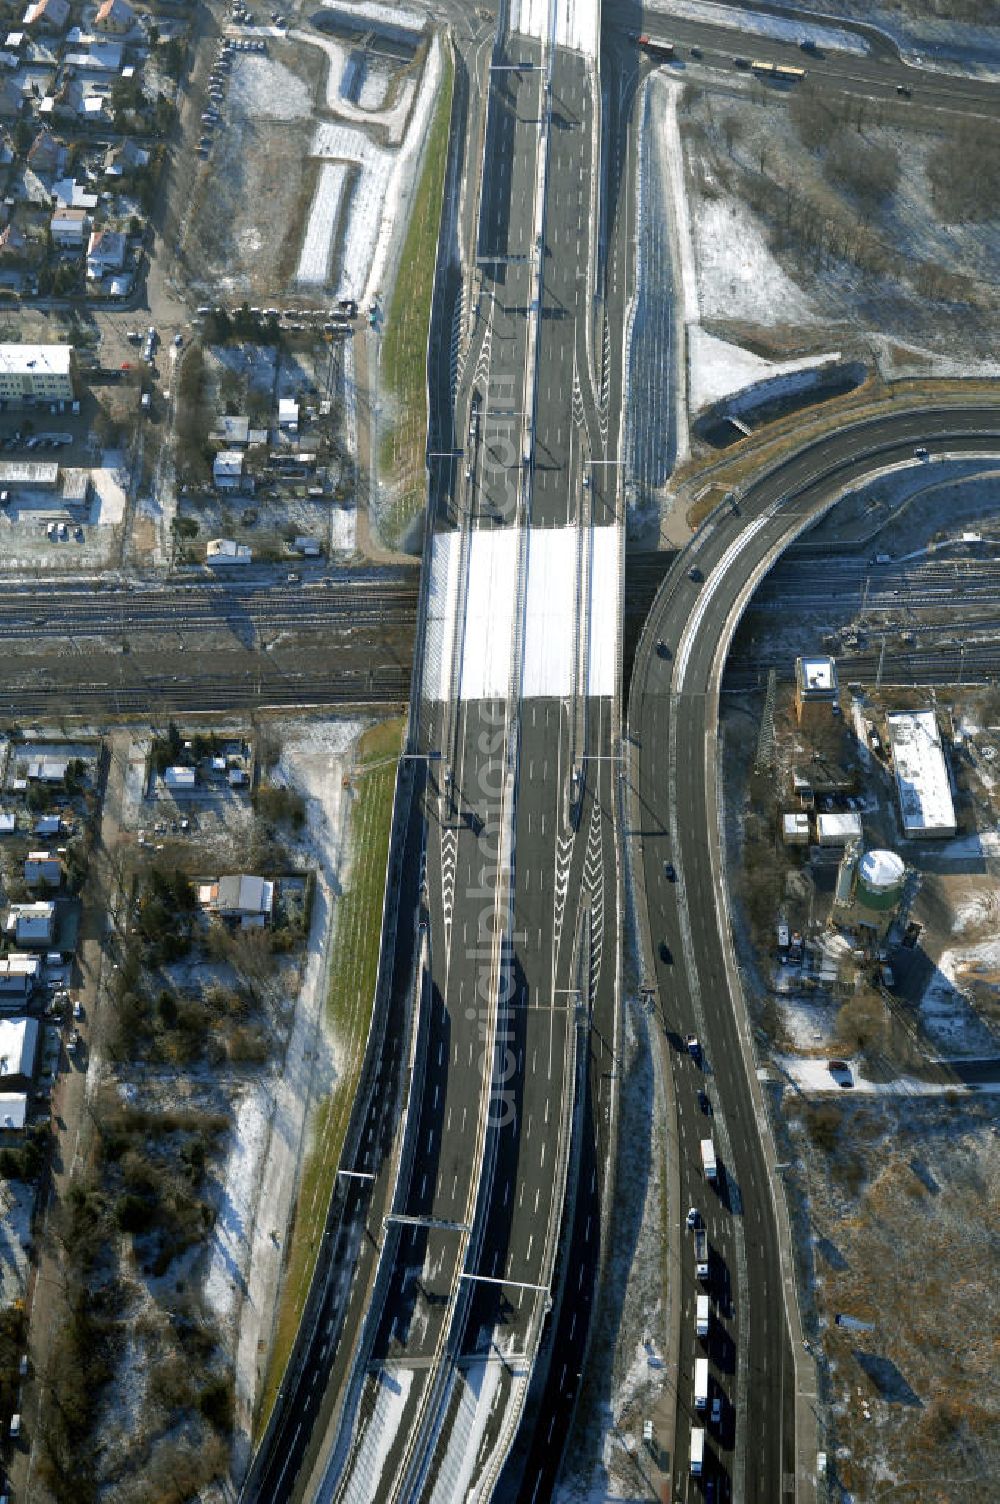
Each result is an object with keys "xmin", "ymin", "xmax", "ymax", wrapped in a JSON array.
[
  {"xmin": 230, "ymin": 54, "xmax": 313, "ymax": 120},
  {"xmin": 293, "ymin": 30, "xmax": 416, "ymax": 142},
  {"xmin": 296, "ymin": 160, "xmax": 352, "ymax": 286},
  {"xmin": 0, "ymin": 1179, "xmax": 33, "ymax": 1307},
  {"xmin": 687, "ymin": 327, "xmax": 841, "ymax": 413},
  {"xmin": 921, "ymin": 937, "xmax": 1000, "ymax": 1055},
  {"xmin": 645, "ymin": 0, "xmax": 869, "ymax": 56},
  {"xmin": 330, "ymin": 504, "xmax": 356, "ymax": 553},
  {"xmin": 307, "ymin": 123, "xmax": 392, "ymax": 299},
  {"xmin": 216, "ymin": 718, "xmax": 363, "ymax": 1449},
  {"xmin": 693, "ymin": 195, "xmax": 818, "ymax": 327}
]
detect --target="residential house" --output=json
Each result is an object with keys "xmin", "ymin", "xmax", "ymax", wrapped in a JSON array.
[
  {"xmin": 206, "ymin": 537, "xmax": 251, "ymax": 565},
  {"xmin": 0, "ymin": 953, "xmax": 40, "ymax": 998},
  {"xmin": 103, "ymin": 138, "xmax": 148, "ymax": 178},
  {"xmin": 212, "ymin": 449, "xmax": 243, "ymax": 489},
  {"xmin": 27, "ymin": 128, "xmax": 61, "ymax": 176},
  {"xmin": 86, "ymin": 227, "xmax": 125, "ymax": 278},
  {"xmin": 199, "ymin": 874, "xmax": 275, "ymax": 929},
  {"xmin": 93, "ymin": 0, "xmax": 135, "ymax": 32},
  {"xmin": 24, "ymin": 851, "xmax": 62, "ymax": 887},
  {"xmin": 6, "ymin": 900, "xmax": 55, "ymax": 947},
  {"xmin": 164, "ymin": 765, "xmax": 196, "ymax": 790},
  {"xmin": 0, "ymin": 812, "xmax": 15, "ymax": 834},
  {"xmin": 33, "ymin": 814, "xmax": 61, "ymax": 836},
  {"xmin": 278, "ymin": 397, "xmax": 299, "ymax": 433},
  {"xmin": 49, "ymin": 206, "xmax": 88, "ymax": 248},
  {"xmin": 25, "ymin": 756, "xmax": 70, "ymax": 782},
  {"xmin": 22, "ymin": 0, "xmax": 71, "ymax": 33},
  {"xmin": 51, "ymin": 177, "xmax": 99, "ymax": 210},
  {"xmin": 0, "ymin": 1016, "xmax": 39, "ymax": 1086}
]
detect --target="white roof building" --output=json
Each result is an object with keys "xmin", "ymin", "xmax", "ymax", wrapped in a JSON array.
[
  {"xmin": 0, "ymin": 812, "xmax": 15, "ymax": 834},
  {"xmin": 212, "ymin": 450, "xmax": 243, "ymax": 489},
  {"xmin": 8, "ymin": 901, "xmax": 55, "ymax": 946},
  {"xmin": 206, "ymin": 537, "xmax": 252, "ymax": 565},
  {"xmin": 0, "ymin": 1093, "xmax": 27, "ymax": 1130},
  {"xmin": 886, "ymin": 710, "xmax": 957, "ymax": 839},
  {"xmin": 0, "ymin": 953, "xmax": 40, "ymax": 994},
  {"xmin": 0, "ymin": 345, "xmax": 72, "ymax": 381},
  {"xmin": 0, "ymin": 1016, "xmax": 39, "ymax": 1081},
  {"xmin": 782, "ymin": 811, "xmax": 809, "ymax": 845},
  {"xmin": 164, "ymin": 765, "xmax": 196, "ymax": 790},
  {"xmin": 816, "ymin": 811, "xmax": 863, "ymax": 847},
  {"xmin": 278, "ymin": 397, "xmax": 299, "ymax": 430}
]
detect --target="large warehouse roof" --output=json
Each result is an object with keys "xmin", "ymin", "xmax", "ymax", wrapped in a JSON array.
[
  {"xmin": 886, "ymin": 711, "xmax": 957, "ymax": 839},
  {"xmin": 0, "ymin": 343, "xmax": 72, "ymax": 378}
]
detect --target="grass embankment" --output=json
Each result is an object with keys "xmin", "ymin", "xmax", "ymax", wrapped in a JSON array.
[
  {"xmin": 684, "ymin": 375, "xmax": 1000, "ymax": 530},
  {"xmin": 257, "ymin": 717, "xmax": 404, "ymax": 1434},
  {"xmin": 378, "ymin": 42, "xmax": 454, "ymax": 548}
]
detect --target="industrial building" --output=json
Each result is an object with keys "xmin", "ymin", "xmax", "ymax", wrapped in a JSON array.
[
  {"xmin": 794, "ymin": 655, "xmax": 839, "ymax": 726},
  {"xmin": 816, "ymin": 811, "xmax": 863, "ymax": 847},
  {"xmin": 886, "ymin": 710, "xmax": 957, "ymax": 839},
  {"xmin": 0, "ymin": 343, "xmax": 75, "ymax": 404},
  {"xmin": 782, "ymin": 812, "xmax": 809, "ymax": 845}
]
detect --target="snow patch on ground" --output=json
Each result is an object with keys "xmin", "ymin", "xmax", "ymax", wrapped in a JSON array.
[
  {"xmin": 330, "ymin": 504, "xmax": 357, "ymax": 554},
  {"xmin": 0, "ymin": 1179, "xmax": 33, "ymax": 1307},
  {"xmin": 935, "ymin": 831, "xmax": 1000, "ymax": 861},
  {"xmin": 645, "ymin": 0, "xmax": 869, "ymax": 55},
  {"xmin": 303, "ymin": 29, "xmax": 440, "ymax": 306},
  {"xmin": 199, "ymin": 719, "xmax": 363, "ymax": 1457},
  {"xmin": 297, "ymin": 160, "xmax": 351, "ymax": 286},
  {"xmin": 920, "ymin": 937, "xmax": 1000, "ymax": 1055},
  {"xmin": 230, "ymin": 54, "xmax": 313, "ymax": 120},
  {"xmin": 687, "ymin": 326, "xmax": 840, "ymax": 413},
  {"xmin": 774, "ymin": 1054, "xmax": 994, "ymax": 1095},
  {"xmin": 693, "ymin": 195, "xmax": 818, "ymax": 326},
  {"xmin": 203, "ymin": 1086, "xmax": 271, "ymax": 1333}
]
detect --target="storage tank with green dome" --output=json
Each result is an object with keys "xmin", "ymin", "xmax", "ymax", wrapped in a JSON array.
[{"xmin": 856, "ymin": 848, "xmax": 906, "ymax": 913}]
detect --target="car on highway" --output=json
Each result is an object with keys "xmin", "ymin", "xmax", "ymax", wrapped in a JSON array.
[
  {"xmin": 710, "ymin": 1395, "xmax": 723, "ymax": 1428},
  {"xmin": 656, "ymin": 639, "xmax": 671, "ymax": 658},
  {"xmin": 663, "ymin": 860, "xmax": 676, "ymax": 881},
  {"xmin": 686, "ymin": 1206, "xmax": 701, "ymax": 1229},
  {"xmin": 688, "ymin": 565, "xmax": 702, "ymax": 582},
  {"xmin": 686, "ymin": 1034, "xmax": 701, "ymax": 1061},
  {"xmin": 913, "ymin": 445, "xmax": 929, "ymax": 459},
  {"xmin": 896, "ymin": 83, "xmax": 911, "ymax": 96},
  {"xmin": 698, "ymin": 1088, "xmax": 711, "ymax": 1115},
  {"xmin": 659, "ymin": 940, "xmax": 673, "ymax": 964}
]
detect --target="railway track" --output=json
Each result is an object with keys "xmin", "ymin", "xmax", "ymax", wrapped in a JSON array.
[{"xmin": 0, "ymin": 666, "xmax": 412, "ymax": 717}]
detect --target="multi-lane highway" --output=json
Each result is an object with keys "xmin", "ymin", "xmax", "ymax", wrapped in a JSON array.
[
  {"xmin": 630, "ymin": 404, "xmax": 1000, "ymax": 1500},
  {"xmin": 243, "ymin": 1, "xmax": 623, "ymax": 1498}
]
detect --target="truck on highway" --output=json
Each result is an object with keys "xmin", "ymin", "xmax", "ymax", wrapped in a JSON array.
[
  {"xmin": 690, "ymin": 1426, "xmax": 705, "ymax": 1475},
  {"xmin": 694, "ymin": 1227, "xmax": 709, "ymax": 1280},
  {"xmin": 637, "ymin": 34, "xmax": 675, "ymax": 58},
  {"xmin": 696, "ymin": 1294, "xmax": 710, "ymax": 1338},
  {"xmin": 694, "ymin": 1357, "xmax": 709, "ymax": 1411},
  {"xmin": 701, "ymin": 1137, "xmax": 718, "ymax": 1183}
]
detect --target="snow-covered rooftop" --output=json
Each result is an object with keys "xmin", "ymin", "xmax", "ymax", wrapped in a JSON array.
[{"xmin": 886, "ymin": 710, "xmax": 957, "ymax": 838}]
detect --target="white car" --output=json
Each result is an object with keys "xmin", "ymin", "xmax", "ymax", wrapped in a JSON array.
[{"xmin": 686, "ymin": 1206, "xmax": 701, "ymax": 1230}]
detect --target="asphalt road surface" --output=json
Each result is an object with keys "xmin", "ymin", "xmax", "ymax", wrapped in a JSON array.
[{"xmin": 630, "ymin": 402, "xmax": 1000, "ymax": 1501}]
